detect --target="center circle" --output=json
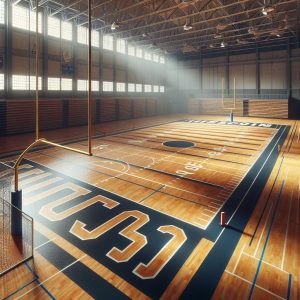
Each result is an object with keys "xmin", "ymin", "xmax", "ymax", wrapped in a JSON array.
[{"xmin": 163, "ymin": 141, "xmax": 195, "ymax": 148}]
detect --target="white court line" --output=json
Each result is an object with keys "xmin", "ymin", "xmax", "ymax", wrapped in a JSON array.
[
  {"xmin": 27, "ymin": 157, "xmax": 209, "ymax": 229},
  {"xmin": 225, "ymin": 270, "xmax": 285, "ymax": 300},
  {"xmin": 242, "ymin": 252, "xmax": 289, "ymax": 275},
  {"xmin": 254, "ymin": 168, "xmax": 289, "ymax": 258},
  {"xmin": 101, "ymin": 136, "xmax": 250, "ymax": 172},
  {"xmin": 34, "ymin": 238, "xmax": 57, "ymax": 250},
  {"xmin": 16, "ymin": 254, "xmax": 87, "ymax": 299},
  {"xmin": 281, "ymin": 189, "xmax": 293, "ymax": 270},
  {"xmin": 232, "ymin": 243, "xmax": 246, "ymax": 274}
]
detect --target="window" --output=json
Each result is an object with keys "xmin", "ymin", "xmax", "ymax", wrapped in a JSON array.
[
  {"xmin": 29, "ymin": 76, "xmax": 42, "ymax": 90},
  {"xmin": 92, "ymin": 31, "xmax": 99, "ymax": 47},
  {"xmin": 103, "ymin": 81, "xmax": 113, "ymax": 92},
  {"xmin": 12, "ymin": 5, "xmax": 42, "ymax": 33},
  {"xmin": 128, "ymin": 83, "xmax": 135, "ymax": 92},
  {"xmin": 48, "ymin": 77, "xmax": 60, "ymax": 90},
  {"xmin": 48, "ymin": 16, "xmax": 60, "ymax": 38},
  {"xmin": 136, "ymin": 48, "xmax": 143, "ymax": 58},
  {"xmin": 116, "ymin": 82, "xmax": 125, "ymax": 92},
  {"xmin": 0, "ymin": 0, "xmax": 4, "ymax": 24},
  {"xmin": 12, "ymin": 75, "xmax": 42, "ymax": 90},
  {"xmin": 116, "ymin": 39, "xmax": 126, "ymax": 54},
  {"xmin": 12, "ymin": 75, "xmax": 27, "ymax": 90},
  {"xmin": 153, "ymin": 85, "xmax": 159, "ymax": 93},
  {"xmin": 136, "ymin": 84, "xmax": 142, "ymax": 93},
  {"xmin": 61, "ymin": 78, "xmax": 72, "ymax": 91},
  {"xmin": 92, "ymin": 81, "xmax": 99, "ymax": 92},
  {"xmin": 128, "ymin": 45, "xmax": 135, "ymax": 56},
  {"xmin": 77, "ymin": 79, "xmax": 87, "ymax": 91},
  {"xmin": 144, "ymin": 52, "xmax": 152, "ymax": 61},
  {"xmin": 0, "ymin": 74, "xmax": 4, "ymax": 90},
  {"xmin": 160, "ymin": 56, "xmax": 165, "ymax": 64},
  {"xmin": 144, "ymin": 84, "xmax": 152, "ymax": 93},
  {"xmin": 62, "ymin": 21, "xmax": 72, "ymax": 41},
  {"xmin": 77, "ymin": 26, "xmax": 99, "ymax": 46},
  {"xmin": 103, "ymin": 35, "xmax": 114, "ymax": 51},
  {"xmin": 77, "ymin": 26, "xmax": 87, "ymax": 44},
  {"xmin": 160, "ymin": 85, "xmax": 165, "ymax": 93},
  {"xmin": 153, "ymin": 54, "xmax": 159, "ymax": 63}
]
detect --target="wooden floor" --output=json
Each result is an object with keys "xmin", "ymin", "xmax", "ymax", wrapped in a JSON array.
[{"xmin": 0, "ymin": 114, "xmax": 299, "ymax": 300}]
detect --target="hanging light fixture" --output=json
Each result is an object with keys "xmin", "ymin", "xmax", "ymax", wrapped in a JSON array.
[
  {"xmin": 220, "ymin": 41, "xmax": 227, "ymax": 48},
  {"xmin": 183, "ymin": 19, "xmax": 193, "ymax": 31},
  {"xmin": 111, "ymin": 21, "xmax": 120, "ymax": 31},
  {"xmin": 262, "ymin": 0, "xmax": 275, "ymax": 15}
]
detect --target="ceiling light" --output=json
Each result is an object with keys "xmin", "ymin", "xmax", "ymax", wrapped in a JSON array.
[
  {"xmin": 183, "ymin": 23, "xmax": 193, "ymax": 31},
  {"xmin": 111, "ymin": 21, "xmax": 120, "ymax": 31},
  {"xmin": 262, "ymin": 5, "xmax": 275, "ymax": 16},
  {"xmin": 220, "ymin": 41, "xmax": 227, "ymax": 48}
]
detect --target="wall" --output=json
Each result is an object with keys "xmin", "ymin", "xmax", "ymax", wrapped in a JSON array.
[{"xmin": 168, "ymin": 47, "xmax": 300, "ymax": 101}]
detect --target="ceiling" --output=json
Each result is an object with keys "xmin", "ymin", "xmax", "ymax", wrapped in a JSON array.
[{"xmin": 23, "ymin": 0, "xmax": 300, "ymax": 56}]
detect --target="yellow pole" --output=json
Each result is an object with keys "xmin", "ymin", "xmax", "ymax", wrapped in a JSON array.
[
  {"xmin": 14, "ymin": 139, "xmax": 91, "ymax": 191},
  {"xmin": 88, "ymin": 0, "xmax": 92, "ymax": 156},
  {"xmin": 35, "ymin": 0, "xmax": 39, "ymax": 141},
  {"xmin": 14, "ymin": 139, "xmax": 42, "ymax": 191}
]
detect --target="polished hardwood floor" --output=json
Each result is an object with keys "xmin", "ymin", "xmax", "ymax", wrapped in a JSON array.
[{"xmin": 0, "ymin": 114, "xmax": 299, "ymax": 300}]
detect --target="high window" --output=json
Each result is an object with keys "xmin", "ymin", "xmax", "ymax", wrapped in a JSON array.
[
  {"xmin": 128, "ymin": 45, "xmax": 135, "ymax": 56},
  {"xmin": 103, "ymin": 35, "xmax": 114, "ymax": 51},
  {"xmin": 77, "ymin": 80, "xmax": 99, "ymax": 91},
  {"xmin": 0, "ymin": 0, "xmax": 5, "ymax": 24},
  {"xmin": 12, "ymin": 5, "xmax": 42, "ymax": 33},
  {"xmin": 144, "ymin": 52, "xmax": 152, "ymax": 61},
  {"xmin": 0, "ymin": 74, "xmax": 4, "ymax": 90},
  {"xmin": 48, "ymin": 77, "xmax": 60, "ymax": 90},
  {"xmin": 116, "ymin": 82, "xmax": 126, "ymax": 92},
  {"xmin": 103, "ymin": 81, "xmax": 114, "ymax": 92},
  {"xmin": 61, "ymin": 78, "xmax": 72, "ymax": 91},
  {"xmin": 128, "ymin": 83, "xmax": 135, "ymax": 92},
  {"xmin": 136, "ymin": 84, "xmax": 142, "ymax": 92},
  {"xmin": 12, "ymin": 75, "xmax": 42, "ymax": 90},
  {"xmin": 116, "ymin": 39, "xmax": 126, "ymax": 54},
  {"xmin": 48, "ymin": 16, "xmax": 60, "ymax": 38},
  {"xmin": 136, "ymin": 48, "xmax": 143, "ymax": 58},
  {"xmin": 144, "ymin": 84, "xmax": 152, "ymax": 93},
  {"xmin": 153, "ymin": 54, "xmax": 159, "ymax": 63},
  {"xmin": 153, "ymin": 85, "xmax": 159, "ymax": 92},
  {"xmin": 62, "ymin": 21, "xmax": 72, "ymax": 41}
]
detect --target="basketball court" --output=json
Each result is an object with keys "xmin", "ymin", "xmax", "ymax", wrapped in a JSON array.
[{"xmin": 1, "ymin": 0, "xmax": 300, "ymax": 299}]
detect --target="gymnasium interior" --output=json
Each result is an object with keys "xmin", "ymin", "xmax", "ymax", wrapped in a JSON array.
[{"xmin": 0, "ymin": 0, "xmax": 300, "ymax": 299}]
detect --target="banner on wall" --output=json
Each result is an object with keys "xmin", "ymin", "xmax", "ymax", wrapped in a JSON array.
[{"xmin": 62, "ymin": 50, "xmax": 73, "ymax": 75}]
